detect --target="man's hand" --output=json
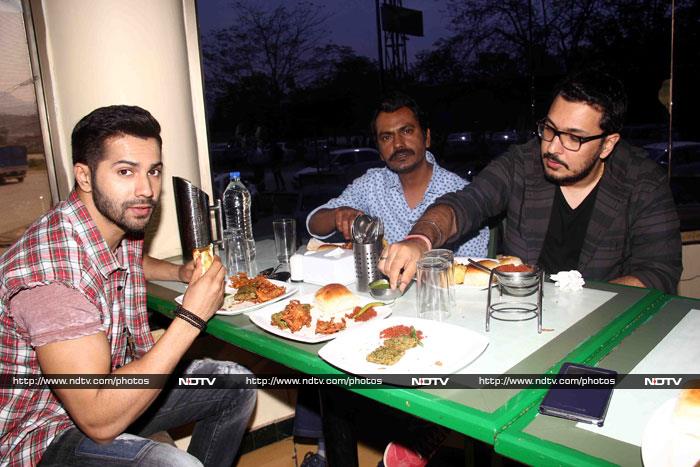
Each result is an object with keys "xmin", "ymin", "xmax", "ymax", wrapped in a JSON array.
[
  {"xmin": 378, "ymin": 239, "xmax": 429, "ymax": 291},
  {"xmin": 177, "ymin": 260, "xmax": 195, "ymax": 283},
  {"xmin": 181, "ymin": 256, "xmax": 226, "ymax": 321},
  {"xmin": 334, "ymin": 207, "xmax": 364, "ymax": 240}
]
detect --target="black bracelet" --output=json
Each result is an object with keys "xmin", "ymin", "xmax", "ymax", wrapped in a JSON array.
[{"xmin": 173, "ymin": 305, "xmax": 207, "ymax": 332}]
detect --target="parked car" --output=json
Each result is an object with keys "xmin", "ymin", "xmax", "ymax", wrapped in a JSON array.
[
  {"xmin": 275, "ymin": 141, "xmax": 297, "ymax": 162},
  {"xmin": 490, "ymin": 129, "xmax": 519, "ymax": 143},
  {"xmin": 644, "ymin": 141, "xmax": 700, "ymax": 209},
  {"xmin": 644, "ymin": 141, "xmax": 700, "ymax": 177},
  {"xmin": 303, "ymin": 139, "xmax": 332, "ymax": 163},
  {"xmin": 293, "ymin": 147, "xmax": 382, "ymax": 187},
  {"xmin": 0, "ymin": 145, "xmax": 28, "ymax": 183},
  {"xmin": 446, "ymin": 132, "xmax": 473, "ymax": 144}
]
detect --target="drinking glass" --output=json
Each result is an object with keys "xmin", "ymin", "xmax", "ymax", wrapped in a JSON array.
[
  {"xmin": 422, "ymin": 249, "xmax": 456, "ymax": 314},
  {"xmin": 416, "ymin": 256, "xmax": 452, "ymax": 321},
  {"xmin": 223, "ymin": 228, "xmax": 252, "ymax": 276},
  {"xmin": 273, "ymin": 218, "xmax": 296, "ymax": 264}
]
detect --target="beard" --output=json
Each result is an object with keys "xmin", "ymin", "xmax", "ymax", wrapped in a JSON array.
[
  {"xmin": 542, "ymin": 144, "xmax": 603, "ymax": 186},
  {"xmin": 386, "ymin": 148, "xmax": 422, "ymax": 174},
  {"xmin": 92, "ymin": 177, "xmax": 157, "ymax": 235}
]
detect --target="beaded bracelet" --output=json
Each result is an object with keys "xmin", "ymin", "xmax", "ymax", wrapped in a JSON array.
[{"xmin": 173, "ymin": 305, "xmax": 207, "ymax": 332}]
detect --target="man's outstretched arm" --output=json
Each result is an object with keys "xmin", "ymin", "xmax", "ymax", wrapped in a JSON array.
[{"xmin": 379, "ymin": 204, "xmax": 458, "ymax": 291}]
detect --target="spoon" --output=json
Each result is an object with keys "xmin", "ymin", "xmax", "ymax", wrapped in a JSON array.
[
  {"xmin": 352, "ymin": 214, "xmax": 373, "ymax": 243},
  {"xmin": 368, "ymin": 217, "xmax": 383, "ymax": 243}
]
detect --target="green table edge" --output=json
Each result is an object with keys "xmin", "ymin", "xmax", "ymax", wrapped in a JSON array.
[
  {"xmin": 147, "ymin": 283, "xmax": 664, "ymax": 447},
  {"xmin": 494, "ymin": 290, "xmax": 676, "ymax": 466}
]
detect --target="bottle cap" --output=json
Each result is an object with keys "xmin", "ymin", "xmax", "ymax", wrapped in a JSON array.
[{"xmin": 230, "ymin": 171, "xmax": 240, "ymax": 179}]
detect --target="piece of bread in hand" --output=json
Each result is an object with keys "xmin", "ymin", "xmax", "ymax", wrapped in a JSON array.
[
  {"xmin": 314, "ymin": 283, "xmax": 357, "ymax": 317},
  {"xmin": 673, "ymin": 388, "xmax": 700, "ymax": 438},
  {"xmin": 192, "ymin": 244, "xmax": 214, "ymax": 276}
]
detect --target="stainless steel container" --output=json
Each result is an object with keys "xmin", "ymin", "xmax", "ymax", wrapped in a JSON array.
[
  {"xmin": 353, "ymin": 239, "xmax": 383, "ymax": 292},
  {"xmin": 494, "ymin": 265, "xmax": 541, "ymax": 296},
  {"xmin": 172, "ymin": 176, "xmax": 223, "ymax": 260}
]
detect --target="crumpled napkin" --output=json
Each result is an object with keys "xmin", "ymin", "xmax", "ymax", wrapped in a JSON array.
[{"xmin": 550, "ymin": 270, "xmax": 585, "ymax": 291}]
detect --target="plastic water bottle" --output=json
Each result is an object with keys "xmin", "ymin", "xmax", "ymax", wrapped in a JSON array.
[{"xmin": 222, "ymin": 172, "xmax": 256, "ymax": 259}]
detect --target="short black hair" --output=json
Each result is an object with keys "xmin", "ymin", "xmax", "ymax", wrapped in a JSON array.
[
  {"xmin": 370, "ymin": 92, "xmax": 429, "ymax": 139},
  {"xmin": 553, "ymin": 69, "xmax": 627, "ymax": 134},
  {"xmin": 71, "ymin": 105, "xmax": 162, "ymax": 170}
]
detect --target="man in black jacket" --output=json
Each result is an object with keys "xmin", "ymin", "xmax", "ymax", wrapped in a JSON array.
[{"xmin": 380, "ymin": 70, "xmax": 682, "ymax": 294}]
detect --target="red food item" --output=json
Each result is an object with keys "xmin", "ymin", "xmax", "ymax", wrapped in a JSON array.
[
  {"xmin": 496, "ymin": 264, "xmax": 534, "ymax": 273},
  {"xmin": 380, "ymin": 325, "xmax": 424, "ymax": 340},
  {"xmin": 345, "ymin": 306, "xmax": 378, "ymax": 322}
]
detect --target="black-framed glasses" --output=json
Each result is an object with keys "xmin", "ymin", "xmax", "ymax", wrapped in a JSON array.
[{"xmin": 537, "ymin": 119, "xmax": 607, "ymax": 152}]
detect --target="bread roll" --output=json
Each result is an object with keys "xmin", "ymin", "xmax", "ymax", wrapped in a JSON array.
[
  {"xmin": 193, "ymin": 244, "xmax": 214, "ymax": 276},
  {"xmin": 497, "ymin": 255, "xmax": 523, "ymax": 267},
  {"xmin": 673, "ymin": 388, "xmax": 700, "ymax": 438},
  {"xmin": 462, "ymin": 260, "xmax": 499, "ymax": 287},
  {"xmin": 453, "ymin": 263, "xmax": 467, "ymax": 285},
  {"xmin": 314, "ymin": 283, "xmax": 357, "ymax": 316}
]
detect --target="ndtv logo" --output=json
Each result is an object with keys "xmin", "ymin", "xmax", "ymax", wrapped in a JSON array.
[
  {"xmin": 178, "ymin": 377, "xmax": 216, "ymax": 386},
  {"xmin": 643, "ymin": 377, "xmax": 682, "ymax": 386},
  {"xmin": 411, "ymin": 377, "xmax": 449, "ymax": 386}
]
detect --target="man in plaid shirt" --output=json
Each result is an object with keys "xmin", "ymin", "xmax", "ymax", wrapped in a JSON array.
[{"xmin": 0, "ymin": 106, "xmax": 255, "ymax": 466}]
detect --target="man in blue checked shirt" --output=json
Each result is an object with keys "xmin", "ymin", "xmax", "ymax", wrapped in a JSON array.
[{"xmin": 306, "ymin": 92, "xmax": 489, "ymax": 257}]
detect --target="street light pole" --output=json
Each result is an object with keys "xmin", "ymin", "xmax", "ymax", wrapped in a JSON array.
[{"xmin": 374, "ymin": 0, "xmax": 385, "ymax": 91}]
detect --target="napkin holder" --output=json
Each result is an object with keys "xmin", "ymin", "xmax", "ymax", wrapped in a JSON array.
[{"xmin": 300, "ymin": 246, "xmax": 356, "ymax": 286}]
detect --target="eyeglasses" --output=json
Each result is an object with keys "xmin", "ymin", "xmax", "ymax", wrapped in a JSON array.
[{"xmin": 537, "ymin": 120, "xmax": 607, "ymax": 152}]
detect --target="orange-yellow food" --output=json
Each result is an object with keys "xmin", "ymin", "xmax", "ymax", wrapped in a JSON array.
[
  {"xmin": 315, "ymin": 318, "xmax": 347, "ymax": 334},
  {"xmin": 229, "ymin": 273, "xmax": 286, "ymax": 303},
  {"xmin": 270, "ymin": 300, "xmax": 312, "ymax": 332}
]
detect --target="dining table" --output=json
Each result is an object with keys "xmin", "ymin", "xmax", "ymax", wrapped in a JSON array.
[
  {"xmin": 494, "ymin": 294, "xmax": 700, "ymax": 467},
  {"xmin": 146, "ymin": 238, "xmax": 693, "ymax": 465}
]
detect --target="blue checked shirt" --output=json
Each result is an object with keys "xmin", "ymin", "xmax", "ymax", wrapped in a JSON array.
[{"xmin": 306, "ymin": 151, "xmax": 489, "ymax": 257}]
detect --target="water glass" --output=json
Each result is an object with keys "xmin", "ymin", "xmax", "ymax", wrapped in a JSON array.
[
  {"xmin": 273, "ymin": 218, "xmax": 296, "ymax": 264},
  {"xmin": 416, "ymin": 256, "xmax": 452, "ymax": 321},
  {"xmin": 422, "ymin": 249, "xmax": 456, "ymax": 314},
  {"xmin": 223, "ymin": 228, "xmax": 252, "ymax": 276}
]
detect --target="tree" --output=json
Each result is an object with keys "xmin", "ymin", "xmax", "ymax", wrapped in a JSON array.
[{"xmin": 202, "ymin": 1, "xmax": 330, "ymax": 109}]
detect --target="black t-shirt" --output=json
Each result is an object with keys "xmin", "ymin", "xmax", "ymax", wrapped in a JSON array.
[{"xmin": 538, "ymin": 185, "xmax": 599, "ymax": 274}]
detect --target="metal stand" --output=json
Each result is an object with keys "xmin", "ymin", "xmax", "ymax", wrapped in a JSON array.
[{"xmin": 485, "ymin": 269, "xmax": 544, "ymax": 333}]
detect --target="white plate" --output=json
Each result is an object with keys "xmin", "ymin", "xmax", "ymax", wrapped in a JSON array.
[
  {"xmin": 248, "ymin": 294, "xmax": 393, "ymax": 343},
  {"xmin": 641, "ymin": 397, "xmax": 700, "ymax": 467},
  {"xmin": 318, "ymin": 316, "xmax": 489, "ymax": 375},
  {"xmin": 174, "ymin": 279, "xmax": 298, "ymax": 316},
  {"xmin": 454, "ymin": 257, "xmax": 497, "ymax": 290}
]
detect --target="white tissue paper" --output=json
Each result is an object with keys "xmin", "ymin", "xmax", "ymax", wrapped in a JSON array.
[{"xmin": 550, "ymin": 270, "xmax": 585, "ymax": 291}]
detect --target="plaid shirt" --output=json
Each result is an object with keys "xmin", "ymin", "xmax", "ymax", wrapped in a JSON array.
[{"xmin": 0, "ymin": 190, "xmax": 154, "ymax": 466}]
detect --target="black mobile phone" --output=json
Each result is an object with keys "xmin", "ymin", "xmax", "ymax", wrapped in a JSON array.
[{"xmin": 539, "ymin": 362, "xmax": 617, "ymax": 427}]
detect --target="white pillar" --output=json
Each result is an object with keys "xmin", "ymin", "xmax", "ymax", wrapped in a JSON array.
[{"xmin": 30, "ymin": 0, "xmax": 211, "ymax": 258}]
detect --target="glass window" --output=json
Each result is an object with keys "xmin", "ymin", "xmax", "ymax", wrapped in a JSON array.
[
  {"xmin": 195, "ymin": 1, "xmax": 699, "ymax": 239},
  {"xmin": 0, "ymin": 0, "xmax": 53, "ymax": 254}
]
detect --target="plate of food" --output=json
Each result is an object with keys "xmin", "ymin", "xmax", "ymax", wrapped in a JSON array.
[
  {"xmin": 248, "ymin": 283, "xmax": 393, "ymax": 343},
  {"xmin": 318, "ymin": 316, "xmax": 489, "ymax": 375},
  {"xmin": 453, "ymin": 255, "xmax": 523, "ymax": 289},
  {"xmin": 175, "ymin": 273, "xmax": 298, "ymax": 316},
  {"xmin": 641, "ymin": 389, "xmax": 700, "ymax": 467}
]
